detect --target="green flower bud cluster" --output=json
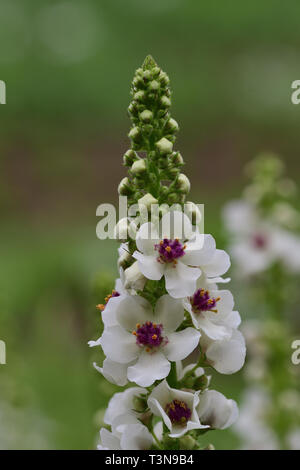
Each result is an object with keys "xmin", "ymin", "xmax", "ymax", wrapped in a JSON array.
[{"xmin": 119, "ymin": 55, "xmax": 189, "ymax": 206}]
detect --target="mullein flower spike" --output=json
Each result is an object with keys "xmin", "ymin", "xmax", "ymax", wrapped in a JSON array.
[{"xmin": 90, "ymin": 56, "xmax": 245, "ymax": 450}]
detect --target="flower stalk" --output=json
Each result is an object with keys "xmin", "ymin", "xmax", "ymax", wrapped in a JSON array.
[{"xmin": 90, "ymin": 56, "xmax": 245, "ymax": 450}]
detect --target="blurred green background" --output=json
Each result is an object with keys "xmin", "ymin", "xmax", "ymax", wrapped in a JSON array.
[{"xmin": 1, "ymin": 0, "xmax": 300, "ymax": 449}]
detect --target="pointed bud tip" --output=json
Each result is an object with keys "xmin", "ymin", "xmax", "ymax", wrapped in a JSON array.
[{"xmin": 142, "ymin": 55, "xmax": 158, "ymax": 70}]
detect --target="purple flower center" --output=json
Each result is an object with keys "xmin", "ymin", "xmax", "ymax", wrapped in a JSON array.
[
  {"xmin": 165, "ymin": 399, "xmax": 192, "ymax": 425},
  {"xmin": 132, "ymin": 321, "xmax": 164, "ymax": 350},
  {"xmin": 190, "ymin": 288, "xmax": 220, "ymax": 313},
  {"xmin": 155, "ymin": 238, "xmax": 186, "ymax": 264},
  {"xmin": 252, "ymin": 233, "xmax": 268, "ymax": 249}
]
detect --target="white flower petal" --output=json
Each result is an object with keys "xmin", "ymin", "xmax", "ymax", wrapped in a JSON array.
[
  {"xmin": 93, "ymin": 359, "xmax": 129, "ymax": 386},
  {"xmin": 101, "ymin": 295, "xmax": 123, "ymax": 327},
  {"xmin": 165, "ymin": 261, "xmax": 201, "ymax": 298},
  {"xmin": 104, "ymin": 387, "xmax": 146, "ymax": 425},
  {"xmin": 197, "ymin": 390, "xmax": 238, "ymax": 429},
  {"xmin": 161, "ymin": 210, "xmax": 193, "ymax": 240},
  {"xmin": 120, "ymin": 424, "xmax": 153, "ymax": 450},
  {"xmin": 99, "ymin": 428, "xmax": 121, "ymax": 450},
  {"xmin": 133, "ymin": 251, "xmax": 164, "ymax": 280},
  {"xmin": 164, "ymin": 328, "xmax": 201, "ymax": 361},
  {"xmin": 202, "ymin": 249, "xmax": 231, "ymax": 277},
  {"xmin": 205, "ymin": 330, "xmax": 246, "ymax": 374},
  {"xmin": 184, "ymin": 234, "xmax": 216, "ymax": 266},
  {"xmin": 127, "ymin": 351, "xmax": 170, "ymax": 387},
  {"xmin": 154, "ymin": 294, "xmax": 184, "ymax": 332},
  {"xmin": 116, "ymin": 295, "xmax": 153, "ymax": 330},
  {"xmin": 101, "ymin": 326, "xmax": 139, "ymax": 363},
  {"xmin": 136, "ymin": 222, "xmax": 159, "ymax": 254}
]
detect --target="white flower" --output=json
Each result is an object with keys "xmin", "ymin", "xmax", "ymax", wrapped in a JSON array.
[
  {"xmin": 133, "ymin": 210, "xmax": 216, "ymax": 298},
  {"xmin": 234, "ymin": 387, "xmax": 279, "ymax": 450},
  {"xmin": 183, "ymin": 274, "xmax": 239, "ymax": 341},
  {"xmin": 100, "ymin": 294, "xmax": 200, "ymax": 387},
  {"xmin": 148, "ymin": 380, "xmax": 209, "ymax": 438},
  {"xmin": 98, "ymin": 423, "xmax": 153, "ymax": 450},
  {"xmin": 123, "ymin": 261, "xmax": 147, "ymax": 292},
  {"xmin": 88, "ymin": 276, "xmax": 128, "ymax": 343},
  {"xmin": 201, "ymin": 329, "xmax": 246, "ymax": 374},
  {"xmin": 223, "ymin": 200, "xmax": 300, "ymax": 275},
  {"xmin": 196, "ymin": 390, "xmax": 238, "ymax": 429},
  {"xmin": 104, "ymin": 387, "xmax": 147, "ymax": 431}
]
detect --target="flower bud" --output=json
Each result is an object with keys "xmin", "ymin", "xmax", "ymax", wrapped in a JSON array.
[
  {"xmin": 134, "ymin": 90, "xmax": 145, "ymax": 102},
  {"xmin": 123, "ymin": 149, "xmax": 138, "ymax": 166},
  {"xmin": 179, "ymin": 435, "xmax": 197, "ymax": 450},
  {"xmin": 128, "ymin": 126, "xmax": 142, "ymax": 143},
  {"xmin": 167, "ymin": 193, "xmax": 179, "ymax": 204},
  {"xmin": 152, "ymin": 66, "xmax": 161, "ymax": 78},
  {"xmin": 143, "ymin": 69, "xmax": 152, "ymax": 81},
  {"xmin": 159, "ymin": 71, "xmax": 170, "ymax": 86},
  {"xmin": 204, "ymin": 444, "xmax": 215, "ymax": 450},
  {"xmin": 160, "ymin": 95, "xmax": 171, "ymax": 108},
  {"xmin": 133, "ymin": 395, "xmax": 147, "ymax": 413},
  {"xmin": 132, "ymin": 75, "xmax": 144, "ymax": 88},
  {"xmin": 113, "ymin": 218, "xmax": 130, "ymax": 241},
  {"xmin": 176, "ymin": 173, "xmax": 191, "ymax": 194},
  {"xmin": 128, "ymin": 102, "xmax": 138, "ymax": 116},
  {"xmin": 131, "ymin": 159, "xmax": 146, "ymax": 175},
  {"xmin": 193, "ymin": 374, "xmax": 209, "ymax": 391},
  {"xmin": 149, "ymin": 80, "xmax": 160, "ymax": 91},
  {"xmin": 165, "ymin": 118, "xmax": 179, "ymax": 133},
  {"xmin": 138, "ymin": 193, "xmax": 158, "ymax": 212},
  {"xmin": 118, "ymin": 177, "xmax": 133, "ymax": 196},
  {"xmin": 124, "ymin": 261, "xmax": 146, "ymax": 292},
  {"xmin": 118, "ymin": 249, "xmax": 132, "ymax": 269},
  {"xmin": 155, "ymin": 137, "xmax": 173, "ymax": 155},
  {"xmin": 185, "ymin": 201, "xmax": 202, "ymax": 226},
  {"xmin": 140, "ymin": 109, "xmax": 153, "ymax": 123},
  {"xmin": 170, "ymin": 151, "xmax": 184, "ymax": 166}
]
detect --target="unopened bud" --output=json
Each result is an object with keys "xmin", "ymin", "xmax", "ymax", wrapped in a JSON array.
[
  {"xmin": 123, "ymin": 149, "xmax": 138, "ymax": 166},
  {"xmin": 193, "ymin": 374, "xmax": 209, "ymax": 391},
  {"xmin": 179, "ymin": 435, "xmax": 196, "ymax": 450},
  {"xmin": 185, "ymin": 201, "xmax": 202, "ymax": 226},
  {"xmin": 124, "ymin": 261, "xmax": 146, "ymax": 292},
  {"xmin": 128, "ymin": 126, "xmax": 142, "ymax": 143},
  {"xmin": 155, "ymin": 137, "xmax": 173, "ymax": 155},
  {"xmin": 138, "ymin": 193, "xmax": 158, "ymax": 212},
  {"xmin": 171, "ymin": 152, "xmax": 184, "ymax": 166},
  {"xmin": 113, "ymin": 218, "xmax": 130, "ymax": 241},
  {"xmin": 176, "ymin": 173, "xmax": 191, "ymax": 194},
  {"xmin": 143, "ymin": 69, "xmax": 152, "ymax": 81},
  {"xmin": 131, "ymin": 159, "xmax": 146, "ymax": 175},
  {"xmin": 133, "ymin": 395, "xmax": 147, "ymax": 413},
  {"xmin": 118, "ymin": 177, "xmax": 133, "ymax": 196},
  {"xmin": 165, "ymin": 118, "xmax": 179, "ymax": 133},
  {"xmin": 204, "ymin": 444, "xmax": 215, "ymax": 450},
  {"xmin": 118, "ymin": 249, "xmax": 132, "ymax": 269},
  {"xmin": 149, "ymin": 80, "xmax": 160, "ymax": 91},
  {"xmin": 160, "ymin": 95, "xmax": 171, "ymax": 108},
  {"xmin": 159, "ymin": 71, "xmax": 170, "ymax": 86},
  {"xmin": 134, "ymin": 90, "xmax": 145, "ymax": 102},
  {"xmin": 140, "ymin": 109, "xmax": 153, "ymax": 123}
]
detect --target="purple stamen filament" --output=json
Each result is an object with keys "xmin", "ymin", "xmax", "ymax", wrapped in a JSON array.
[
  {"xmin": 166, "ymin": 399, "xmax": 192, "ymax": 425},
  {"xmin": 155, "ymin": 238, "xmax": 186, "ymax": 265},
  {"xmin": 132, "ymin": 321, "xmax": 164, "ymax": 351},
  {"xmin": 190, "ymin": 288, "xmax": 220, "ymax": 314}
]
